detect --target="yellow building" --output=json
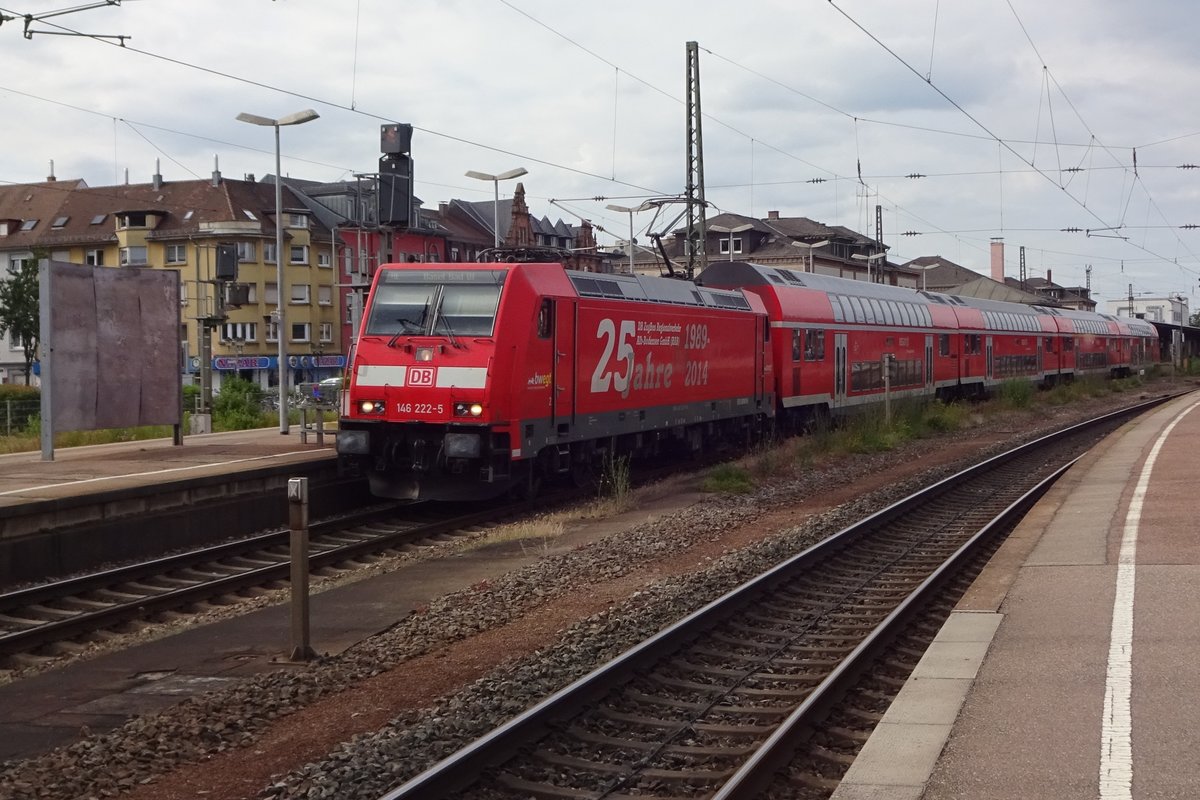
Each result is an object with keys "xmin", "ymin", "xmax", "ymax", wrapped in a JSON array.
[{"xmin": 0, "ymin": 173, "xmax": 341, "ymax": 394}]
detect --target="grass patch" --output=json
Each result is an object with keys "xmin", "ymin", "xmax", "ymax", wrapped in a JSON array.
[
  {"xmin": 702, "ymin": 463, "xmax": 755, "ymax": 494},
  {"xmin": 996, "ymin": 379, "xmax": 1034, "ymax": 409},
  {"xmin": 467, "ymin": 518, "xmax": 567, "ymax": 556}
]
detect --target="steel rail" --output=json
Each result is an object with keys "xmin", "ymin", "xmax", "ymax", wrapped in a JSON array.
[
  {"xmin": 376, "ymin": 394, "xmax": 1171, "ymax": 799},
  {"xmin": 0, "ymin": 500, "xmax": 532, "ymax": 657}
]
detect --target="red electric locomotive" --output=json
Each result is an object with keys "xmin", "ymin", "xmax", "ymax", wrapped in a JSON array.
[{"xmin": 336, "ymin": 262, "xmax": 774, "ymax": 501}]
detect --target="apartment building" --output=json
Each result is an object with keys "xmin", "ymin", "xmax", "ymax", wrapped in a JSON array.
[{"xmin": 0, "ymin": 170, "xmax": 341, "ymax": 394}]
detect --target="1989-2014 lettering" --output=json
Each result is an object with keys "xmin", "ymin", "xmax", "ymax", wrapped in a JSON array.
[{"xmin": 590, "ymin": 318, "xmax": 709, "ymax": 397}]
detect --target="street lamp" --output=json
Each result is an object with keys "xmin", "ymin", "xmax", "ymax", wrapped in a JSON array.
[
  {"xmin": 709, "ymin": 223, "xmax": 754, "ymax": 261},
  {"xmin": 465, "ymin": 167, "xmax": 528, "ymax": 248},
  {"xmin": 236, "ymin": 108, "xmax": 320, "ymax": 434},
  {"xmin": 791, "ymin": 239, "xmax": 830, "ymax": 273},
  {"xmin": 915, "ymin": 261, "xmax": 942, "ymax": 291},
  {"xmin": 606, "ymin": 202, "xmax": 651, "ymax": 274},
  {"xmin": 851, "ymin": 251, "xmax": 887, "ymax": 282}
]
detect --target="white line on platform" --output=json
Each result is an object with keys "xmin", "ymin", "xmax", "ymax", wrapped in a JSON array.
[
  {"xmin": 0, "ymin": 450, "xmax": 321, "ymax": 496},
  {"xmin": 1099, "ymin": 399, "xmax": 1199, "ymax": 800}
]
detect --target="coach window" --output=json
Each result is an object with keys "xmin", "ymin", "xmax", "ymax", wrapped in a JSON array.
[
  {"xmin": 804, "ymin": 329, "xmax": 825, "ymax": 361},
  {"xmin": 792, "ymin": 329, "xmax": 802, "ymax": 361},
  {"xmin": 537, "ymin": 299, "xmax": 552, "ymax": 338},
  {"xmin": 1044, "ymin": 336, "xmax": 1055, "ymax": 353},
  {"xmin": 939, "ymin": 333, "xmax": 951, "ymax": 356}
]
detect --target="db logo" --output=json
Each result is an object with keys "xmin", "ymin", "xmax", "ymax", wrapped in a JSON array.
[{"xmin": 408, "ymin": 367, "xmax": 435, "ymax": 387}]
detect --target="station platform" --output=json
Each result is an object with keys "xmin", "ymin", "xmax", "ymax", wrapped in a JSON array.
[
  {"xmin": 0, "ymin": 425, "xmax": 334, "ymax": 508},
  {"xmin": 0, "ymin": 426, "xmax": 339, "ymax": 586},
  {"xmin": 833, "ymin": 391, "xmax": 1200, "ymax": 799}
]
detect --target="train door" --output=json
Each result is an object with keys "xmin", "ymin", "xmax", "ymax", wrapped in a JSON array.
[
  {"xmin": 552, "ymin": 298, "xmax": 576, "ymax": 431},
  {"xmin": 834, "ymin": 333, "xmax": 848, "ymax": 407},
  {"xmin": 924, "ymin": 334, "xmax": 933, "ymax": 388},
  {"xmin": 985, "ymin": 336, "xmax": 994, "ymax": 381},
  {"xmin": 755, "ymin": 315, "xmax": 766, "ymax": 407}
]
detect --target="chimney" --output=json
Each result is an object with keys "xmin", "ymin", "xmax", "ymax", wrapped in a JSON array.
[
  {"xmin": 990, "ymin": 238, "xmax": 1005, "ymax": 281},
  {"xmin": 1046, "ymin": 268, "xmax": 1053, "ymax": 285},
  {"xmin": 124, "ymin": 167, "xmax": 130, "ymax": 185},
  {"xmin": 244, "ymin": 174, "xmax": 256, "ymax": 183},
  {"xmin": 152, "ymin": 158, "xmax": 163, "ymax": 190},
  {"xmin": 47, "ymin": 159, "xmax": 56, "ymax": 182},
  {"xmin": 211, "ymin": 154, "xmax": 221, "ymax": 187},
  {"xmin": 767, "ymin": 210, "xmax": 780, "ymax": 220}
]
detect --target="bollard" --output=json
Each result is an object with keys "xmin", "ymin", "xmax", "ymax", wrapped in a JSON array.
[{"xmin": 288, "ymin": 477, "xmax": 316, "ymax": 661}]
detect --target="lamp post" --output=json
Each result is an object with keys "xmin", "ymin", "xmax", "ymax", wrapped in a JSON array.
[
  {"xmin": 605, "ymin": 202, "xmax": 651, "ymax": 274},
  {"xmin": 709, "ymin": 223, "xmax": 754, "ymax": 261},
  {"xmin": 916, "ymin": 261, "xmax": 941, "ymax": 291},
  {"xmin": 465, "ymin": 167, "xmax": 528, "ymax": 248},
  {"xmin": 236, "ymin": 108, "xmax": 320, "ymax": 434},
  {"xmin": 791, "ymin": 239, "xmax": 830, "ymax": 273},
  {"xmin": 851, "ymin": 251, "xmax": 887, "ymax": 282}
]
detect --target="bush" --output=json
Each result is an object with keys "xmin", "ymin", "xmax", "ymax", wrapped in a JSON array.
[
  {"xmin": 0, "ymin": 384, "xmax": 41, "ymax": 434},
  {"xmin": 212, "ymin": 377, "xmax": 268, "ymax": 431}
]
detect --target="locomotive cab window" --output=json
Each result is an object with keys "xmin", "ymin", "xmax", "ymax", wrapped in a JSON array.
[
  {"xmin": 365, "ymin": 269, "xmax": 506, "ymax": 338},
  {"xmin": 537, "ymin": 299, "xmax": 553, "ymax": 338}
]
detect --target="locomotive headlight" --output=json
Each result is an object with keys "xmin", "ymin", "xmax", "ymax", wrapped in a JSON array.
[
  {"xmin": 453, "ymin": 402, "xmax": 485, "ymax": 417},
  {"xmin": 358, "ymin": 399, "xmax": 385, "ymax": 415},
  {"xmin": 415, "ymin": 347, "xmax": 435, "ymax": 362}
]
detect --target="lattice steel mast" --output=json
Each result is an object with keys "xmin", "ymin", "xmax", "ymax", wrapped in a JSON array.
[{"xmin": 684, "ymin": 41, "xmax": 707, "ymax": 280}]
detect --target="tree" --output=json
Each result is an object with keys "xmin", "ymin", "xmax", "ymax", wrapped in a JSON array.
[
  {"xmin": 0, "ymin": 255, "xmax": 41, "ymax": 385},
  {"xmin": 1190, "ymin": 310, "xmax": 1200, "ymax": 328}
]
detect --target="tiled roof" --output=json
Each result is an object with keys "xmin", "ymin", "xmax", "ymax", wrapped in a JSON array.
[
  {"xmin": 0, "ymin": 180, "xmax": 84, "ymax": 249},
  {"xmin": 0, "ymin": 178, "xmax": 331, "ymax": 249}
]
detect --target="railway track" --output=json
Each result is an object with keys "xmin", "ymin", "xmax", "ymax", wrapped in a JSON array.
[
  {"xmin": 0, "ymin": 499, "xmax": 534, "ymax": 664},
  {"xmin": 378, "ymin": 396, "xmax": 1169, "ymax": 800}
]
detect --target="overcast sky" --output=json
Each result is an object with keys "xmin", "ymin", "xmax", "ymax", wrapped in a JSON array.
[{"xmin": 2, "ymin": 0, "xmax": 1198, "ymax": 306}]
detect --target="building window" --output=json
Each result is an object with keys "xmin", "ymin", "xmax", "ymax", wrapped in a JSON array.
[
  {"xmin": 118, "ymin": 212, "xmax": 148, "ymax": 229},
  {"xmin": 266, "ymin": 319, "xmax": 279, "ymax": 343},
  {"xmin": 290, "ymin": 283, "xmax": 310, "ymax": 304},
  {"xmin": 243, "ymin": 209, "xmax": 257, "ymax": 221},
  {"xmin": 85, "ymin": 249, "xmax": 105, "ymax": 266},
  {"xmin": 718, "ymin": 237, "xmax": 744, "ymax": 255},
  {"xmin": 265, "ymin": 283, "xmax": 279, "ymax": 305},
  {"xmin": 90, "ymin": 214, "xmax": 106, "ymax": 225},
  {"xmin": 317, "ymin": 251, "xmax": 331, "ymax": 268},
  {"xmin": 120, "ymin": 246, "xmax": 148, "ymax": 266},
  {"xmin": 20, "ymin": 219, "xmax": 37, "ymax": 231},
  {"xmin": 290, "ymin": 322, "xmax": 311, "ymax": 343},
  {"xmin": 264, "ymin": 242, "xmax": 278, "ymax": 264},
  {"xmin": 165, "ymin": 244, "xmax": 187, "ymax": 264},
  {"xmin": 318, "ymin": 285, "xmax": 332, "ymax": 306},
  {"xmin": 286, "ymin": 213, "xmax": 308, "ymax": 229},
  {"xmin": 319, "ymin": 322, "xmax": 332, "ymax": 343},
  {"xmin": 289, "ymin": 245, "xmax": 309, "ymax": 265},
  {"xmin": 450, "ymin": 246, "xmax": 460, "ymax": 262},
  {"xmin": 236, "ymin": 241, "xmax": 255, "ymax": 262},
  {"xmin": 222, "ymin": 322, "xmax": 258, "ymax": 342},
  {"xmin": 180, "ymin": 282, "xmax": 188, "ymax": 305},
  {"xmin": 51, "ymin": 216, "xmax": 69, "ymax": 229}
]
